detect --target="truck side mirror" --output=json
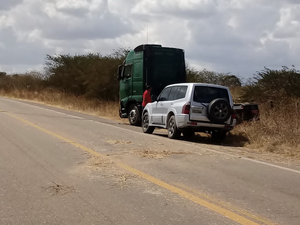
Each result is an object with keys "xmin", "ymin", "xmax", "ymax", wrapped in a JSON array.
[{"xmin": 117, "ymin": 65, "xmax": 124, "ymax": 80}]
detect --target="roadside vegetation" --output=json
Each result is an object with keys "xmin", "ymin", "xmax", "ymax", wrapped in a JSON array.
[
  {"xmin": 0, "ymin": 50, "xmax": 299, "ymax": 157},
  {"xmin": 233, "ymin": 66, "xmax": 300, "ymax": 157}
]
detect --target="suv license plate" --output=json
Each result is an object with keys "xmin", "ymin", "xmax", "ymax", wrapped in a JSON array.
[{"xmin": 192, "ymin": 109, "xmax": 202, "ymax": 114}]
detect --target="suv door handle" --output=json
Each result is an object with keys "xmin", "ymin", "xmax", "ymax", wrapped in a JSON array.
[{"xmin": 171, "ymin": 102, "xmax": 174, "ymax": 105}]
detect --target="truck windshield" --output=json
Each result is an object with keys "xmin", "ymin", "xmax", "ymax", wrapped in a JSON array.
[{"xmin": 193, "ymin": 86, "xmax": 229, "ymax": 104}]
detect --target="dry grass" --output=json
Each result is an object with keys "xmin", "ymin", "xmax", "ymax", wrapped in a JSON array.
[
  {"xmin": 229, "ymin": 87, "xmax": 243, "ymax": 102},
  {"xmin": 0, "ymin": 89, "xmax": 124, "ymax": 121},
  {"xmin": 231, "ymin": 99, "xmax": 300, "ymax": 157},
  {"xmin": 43, "ymin": 181, "xmax": 75, "ymax": 196},
  {"xmin": 133, "ymin": 149, "xmax": 190, "ymax": 159},
  {"xmin": 87, "ymin": 156, "xmax": 114, "ymax": 169},
  {"xmin": 106, "ymin": 139, "xmax": 132, "ymax": 145}
]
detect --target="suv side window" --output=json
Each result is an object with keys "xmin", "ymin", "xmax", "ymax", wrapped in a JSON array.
[
  {"xmin": 176, "ymin": 86, "xmax": 188, "ymax": 99},
  {"xmin": 168, "ymin": 86, "xmax": 188, "ymax": 100},
  {"xmin": 158, "ymin": 87, "xmax": 172, "ymax": 101},
  {"xmin": 168, "ymin": 87, "xmax": 180, "ymax": 101}
]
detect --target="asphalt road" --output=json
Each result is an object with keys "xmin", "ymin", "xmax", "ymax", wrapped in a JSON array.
[{"xmin": 1, "ymin": 97, "xmax": 300, "ymax": 225}]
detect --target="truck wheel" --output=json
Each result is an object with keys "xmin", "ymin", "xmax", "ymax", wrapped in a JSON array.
[
  {"xmin": 128, "ymin": 104, "xmax": 141, "ymax": 126},
  {"xmin": 142, "ymin": 112, "xmax": 155, "ymax": 134},
  {"xmin": 211, "ymin": 131, "xmax": 227, "ymax": 143},
  {"xmin": 167, "ymin": 115, "xmax": 180, "ymax": 139}
]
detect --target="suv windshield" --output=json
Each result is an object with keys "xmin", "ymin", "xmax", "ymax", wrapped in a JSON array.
[{"xmin": 193, "ymin": 86, "xmax": 229, "ymax": 104}]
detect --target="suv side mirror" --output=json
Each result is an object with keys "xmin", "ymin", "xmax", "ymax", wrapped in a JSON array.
[
  {"xmin": 158, "ymin": 97, "xmax": 167, "ymax": 101},
  {"xmin": 117, "ymin": 65, "xmax": 124, "ymax": 80},
  {"xmin": 152, "ymin": 95, "xmax": 157, "ymax": 102}
]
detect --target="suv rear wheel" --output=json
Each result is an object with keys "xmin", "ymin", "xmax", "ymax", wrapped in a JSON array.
[
  {"xmin": 142, "ymin": 112, "xmax": 155, "ymax": 134},
  {"xmin": 128, "ymin": 104, "xmax": 141, "ymax": 126},
  {"xmin": 167, "ymin": 115, "xmax": 180, "ymax": 139}
]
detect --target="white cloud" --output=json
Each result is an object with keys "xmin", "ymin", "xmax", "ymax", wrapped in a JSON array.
[{"xmin": 0, "ymin": 0, "xmax": 299, "ymax": 78}]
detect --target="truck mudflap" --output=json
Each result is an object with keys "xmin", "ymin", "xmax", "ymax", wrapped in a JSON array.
[
  {"xmin": 119, "ymin": 101, "xmax": 127, "ymax": 118},
  {"xmin": 119, "ymin": 110, "xmax": 127, "ymax": 118}
]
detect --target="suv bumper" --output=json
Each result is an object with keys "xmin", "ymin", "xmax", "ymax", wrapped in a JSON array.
[{"xmin": 177, "ymin": 115, "xmax": 236, "ymax": 132}]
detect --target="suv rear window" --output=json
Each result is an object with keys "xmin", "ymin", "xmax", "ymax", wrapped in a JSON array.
[{"xmin": 193, "ymin": 86, "xmax": 229, "ymax": 104}]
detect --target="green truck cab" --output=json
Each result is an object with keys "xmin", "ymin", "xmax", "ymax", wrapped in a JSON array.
[{"xmin": 117, "ymin": 44, "xmax": 186, "ymax": 126}]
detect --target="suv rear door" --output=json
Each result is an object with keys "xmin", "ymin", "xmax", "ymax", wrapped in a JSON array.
[{"xmin": 190, "ymin": 85, "xmax": 230, "ymax": 122}]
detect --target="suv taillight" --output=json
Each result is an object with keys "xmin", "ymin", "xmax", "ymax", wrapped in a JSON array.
[
  {"xmin": 232, "ymin": 110, "xmax": 236, "ymax": 119},
  {"xmin": 182, "ymin": 102, "xmax": 191, "ymax": 114}
]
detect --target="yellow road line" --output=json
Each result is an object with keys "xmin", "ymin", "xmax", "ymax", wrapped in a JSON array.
[
  {"xmin": 174, "ymin": 183, "xmax": 277, "ymax": 225},
  {"xmin": 4, "ymin": 111, "xmax": 274, "ymax": 225}
]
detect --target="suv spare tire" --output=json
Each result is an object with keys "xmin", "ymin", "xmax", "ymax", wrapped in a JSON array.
[{"xmin": 207, "ymin": 98, "xmax": 231, "ymax": 124}]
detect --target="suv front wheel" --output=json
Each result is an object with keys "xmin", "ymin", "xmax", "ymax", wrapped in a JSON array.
[
  {"xmin": 167, "ymin": 115, "xmax": 181, "ymax": 139},
  {"xmin": 142, "ymin": 112, "xmax": 155, "ymax": 134}
]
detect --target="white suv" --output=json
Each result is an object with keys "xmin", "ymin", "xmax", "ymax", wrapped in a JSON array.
[{"xmin": 141, "ymin": 83, "xmax": 236, "ymax": 141}]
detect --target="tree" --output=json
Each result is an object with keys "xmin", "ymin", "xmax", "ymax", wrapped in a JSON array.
[
  {"xmin": 241, "ymin": 66, "xmax": 300, "ymax": 102},
  {"xmin": 44, "ymin": 48, "xmax": 129, "ymax": 100},
  {"xmin": 219, "ymin": 75, "xmax": 242, "ymax": 87},
  {"xmin": 186, "ymin": 65, "xmax": 241, "ymax": 87},
  {"xmin": 0, "ymin": 72, "xmax": 6, "ymax": 77}
]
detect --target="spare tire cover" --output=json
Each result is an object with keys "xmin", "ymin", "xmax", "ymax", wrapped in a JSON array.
[{"xmin": 207, "ymin": 98, "xmax": 231, "ymax": 123}]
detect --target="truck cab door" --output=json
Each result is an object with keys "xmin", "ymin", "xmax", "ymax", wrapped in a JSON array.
[{"xmin": 123, "ymin": 64, "xmax": 133, "ymax": 99}]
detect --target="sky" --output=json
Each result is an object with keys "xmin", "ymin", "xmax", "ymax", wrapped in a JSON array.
[{"xmin": 0, "ymin": 0, "xmax": 299, "ymax": 80}]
